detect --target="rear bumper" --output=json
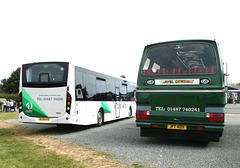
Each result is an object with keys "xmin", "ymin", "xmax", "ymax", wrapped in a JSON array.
[
  {"xmin": 136, "ymin": 121, "xmax": 224, "ymax": 131},
  {"xmin": 136, "ymin": 121, "xmax": 224, "ymax": 142},
  {"xmin": 19, "ymin": 112, "xmax": 73, "ymax": 124}
]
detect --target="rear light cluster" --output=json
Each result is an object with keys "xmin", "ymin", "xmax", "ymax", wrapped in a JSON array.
[
  {"xmin": 66, "ymin": 92, "xmax": 72, "ymax": 114},
  {"xmin": 19, "ymin": 92, "xmax": 23, "ymax": 113},
  {"xmin": 136, "ymin": 110, "xmax": 150, "ymax": 120},
  {"xmin": 206, "ymin": 113, "xmax": 224, "ymax": 123},
  {"xmin": 196, "ymin": 127, "xmax": 204, "ymax": 130}
]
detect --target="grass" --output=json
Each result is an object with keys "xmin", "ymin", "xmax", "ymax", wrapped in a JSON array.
[
  {"xmin": 0, "ymin": 128, "xmax": 85, "ymax": 168},
  {"xmin": 131, "ymin": 164, "xmax": 144, "ymax": 168},
  {"xmin": 0, "ymin": 111, "xmax": 19, "ymax": 120},
  {"xmin": 0, "ymin": 111, "xmax": 129, "ymax": 168},
  {"xmin": 0, "ymin": 112, "xmax": 85, "ymax": 168}
]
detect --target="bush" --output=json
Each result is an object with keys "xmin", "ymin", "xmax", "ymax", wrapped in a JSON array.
[{"xmin": 0, "ymin": 93, "xmax": 19, "ymax": 102}]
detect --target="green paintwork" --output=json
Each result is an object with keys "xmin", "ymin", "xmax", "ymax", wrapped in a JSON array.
[
  {"xmin": 22, "ymin": 88, "xmax": 48, "ymax": 117},
  {"xmin": 101, "ymin": 101, "xmax": 111, "ymax": 113},
  {"xmin": 149, "ymin": 93, "xmax": 205, "ymax": 123},
  {"xmin": 136, "ymin": 40, "xmax": 225, "ymax": 134}
]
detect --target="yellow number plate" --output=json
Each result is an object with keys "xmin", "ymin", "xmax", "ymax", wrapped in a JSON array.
[
  {"xmin": 38, "ymin": 118, "xmax": 50, "ymax": 121},
  {"xmin": 167, "ymin": 125, "xmax": 187, "ymax": 130}
]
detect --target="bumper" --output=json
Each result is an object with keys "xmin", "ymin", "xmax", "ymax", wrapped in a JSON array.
[
  {"xmin": 19, "ymin": 112, "xmax": 74, "ymax": 124},
  {"xmin": 136, "ymin": 121, "xmax": 224, "ymax": 142}
]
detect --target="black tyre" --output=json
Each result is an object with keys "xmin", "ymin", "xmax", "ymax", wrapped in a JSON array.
[
  {"xmin": 97, "ymin": 109, "xmax": 103, "ymax": 126},
  {"xmin": 128, "ymin": 106, "xmax": 132, "ymax": 118}
]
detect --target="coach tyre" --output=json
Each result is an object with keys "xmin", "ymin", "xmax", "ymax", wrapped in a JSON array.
[
  {"xmin": 129, "ymin": 106, "xmax": 132, "ymax": 118},
  {"xmin": 97, "ymin": 109, "xmax": 103, "ymax": 126}
]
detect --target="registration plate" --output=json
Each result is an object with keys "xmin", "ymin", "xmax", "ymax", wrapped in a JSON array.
[
  {"xmin": 38, "ymin": 118, "xmax": 50, "ymax": 121},
  {"xmin": 167, "ymin": 125, "xmax": 187, "ymax": 130}
]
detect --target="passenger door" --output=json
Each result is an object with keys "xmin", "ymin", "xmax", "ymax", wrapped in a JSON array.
[{"xmin": 115, "ymin": 87, "xmax": 120, "ymax": 118}]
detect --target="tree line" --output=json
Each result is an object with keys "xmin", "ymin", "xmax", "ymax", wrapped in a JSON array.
[
  {"xmin": 230, "ymin": 83, "xmax": 240, "ymax": 86},
  {"xmin": 0, "ymin": 67, "xmax": 20, "ymax": 101}
]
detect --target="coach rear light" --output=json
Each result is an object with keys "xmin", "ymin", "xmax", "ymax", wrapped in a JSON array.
[
  {"xmin": 206, "ymin": 113, "xmax": 224, "ymax": 123},
  {"xmin": 66, "ymin": 92, "xmax": 72, "ymax": 114},
  {"xmin": 196, "ymin": 127, "xmax": 204, "ymax": 130},
  {"xmin": 136, "ymin": 110, "xmax": 150, "ymax": 120},
  {"xmin": 19, "ymin": 92, "xmax": 23, "ymax": 113},
  {"xmin": 152, "ymin": 124, "xmax": 159, "ymax": 127}
]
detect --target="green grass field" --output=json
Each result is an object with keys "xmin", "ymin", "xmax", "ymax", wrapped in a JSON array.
[
  {"xmin": 0, "ymin": 112, "xmax": 85, "ymax": 168},
  {"xmin": 0, "ymin": 128, "xmax": 85, "ymax": 168},
  {"xmin": 0, "ymin": 111, "xmax": 19, "ymax": 120}
]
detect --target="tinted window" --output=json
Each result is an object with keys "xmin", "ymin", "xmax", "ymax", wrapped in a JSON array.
[
  {"xmin": 142, "ymin": 43, "xmax": 218, "ymax": 75},
  {"xmin": 75, "ymin": 67, "xmax": 136, "ymax": 101},
  {"xmin": 22, "ymin": 62, "xmax": 68, "ymax": 87}
]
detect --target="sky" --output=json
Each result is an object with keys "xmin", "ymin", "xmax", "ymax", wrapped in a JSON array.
[{"xmin": 0, "ymin": 0, "xmax": 240, "ymax": 84}]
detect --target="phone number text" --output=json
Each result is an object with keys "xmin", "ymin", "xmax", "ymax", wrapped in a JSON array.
[{"xmin": 155, "ymin": 106, "xmax": 200, "ymax": 112}]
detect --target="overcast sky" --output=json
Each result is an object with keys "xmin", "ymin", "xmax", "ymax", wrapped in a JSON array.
[{"xmin": 1, "ymin": 0, "xmax": 239, "ymax": 84}]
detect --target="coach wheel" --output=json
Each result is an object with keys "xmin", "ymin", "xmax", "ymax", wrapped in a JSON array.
[
  {"xmin": 97, "ymin": 109, "xmax": 103, "ymax": 126},
  {"xmin": 129, "ymin": 106, "xmax": 132, "ymax": 118}
]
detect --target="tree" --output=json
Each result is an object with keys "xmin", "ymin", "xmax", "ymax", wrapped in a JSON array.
[
  {"xmin": 230, "ymin": 82, "xmax": 240, "ymax": 86},
  {"xmin": 0, "ymin": 78, "xmax": 7, "ymax": 92},
  {"xmin": 0, "ymin": 67, "xmax": 20, "ymax": 94},
  {"xmin": 120, "ymin": 75, "xmax": 126, "ymax": 79}
]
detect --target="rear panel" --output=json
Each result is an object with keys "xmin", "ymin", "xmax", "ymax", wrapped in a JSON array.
[
  {"xmin": 136, "ymin": 40, "xmax": 225, "ymax": 141},
  {"xmin": 19, "ymin": 62, "xmax": 70, "ymax": 123},
  {"xmin": 22, "ymin": 87, "xmax": 67, "ymax": 118}
]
